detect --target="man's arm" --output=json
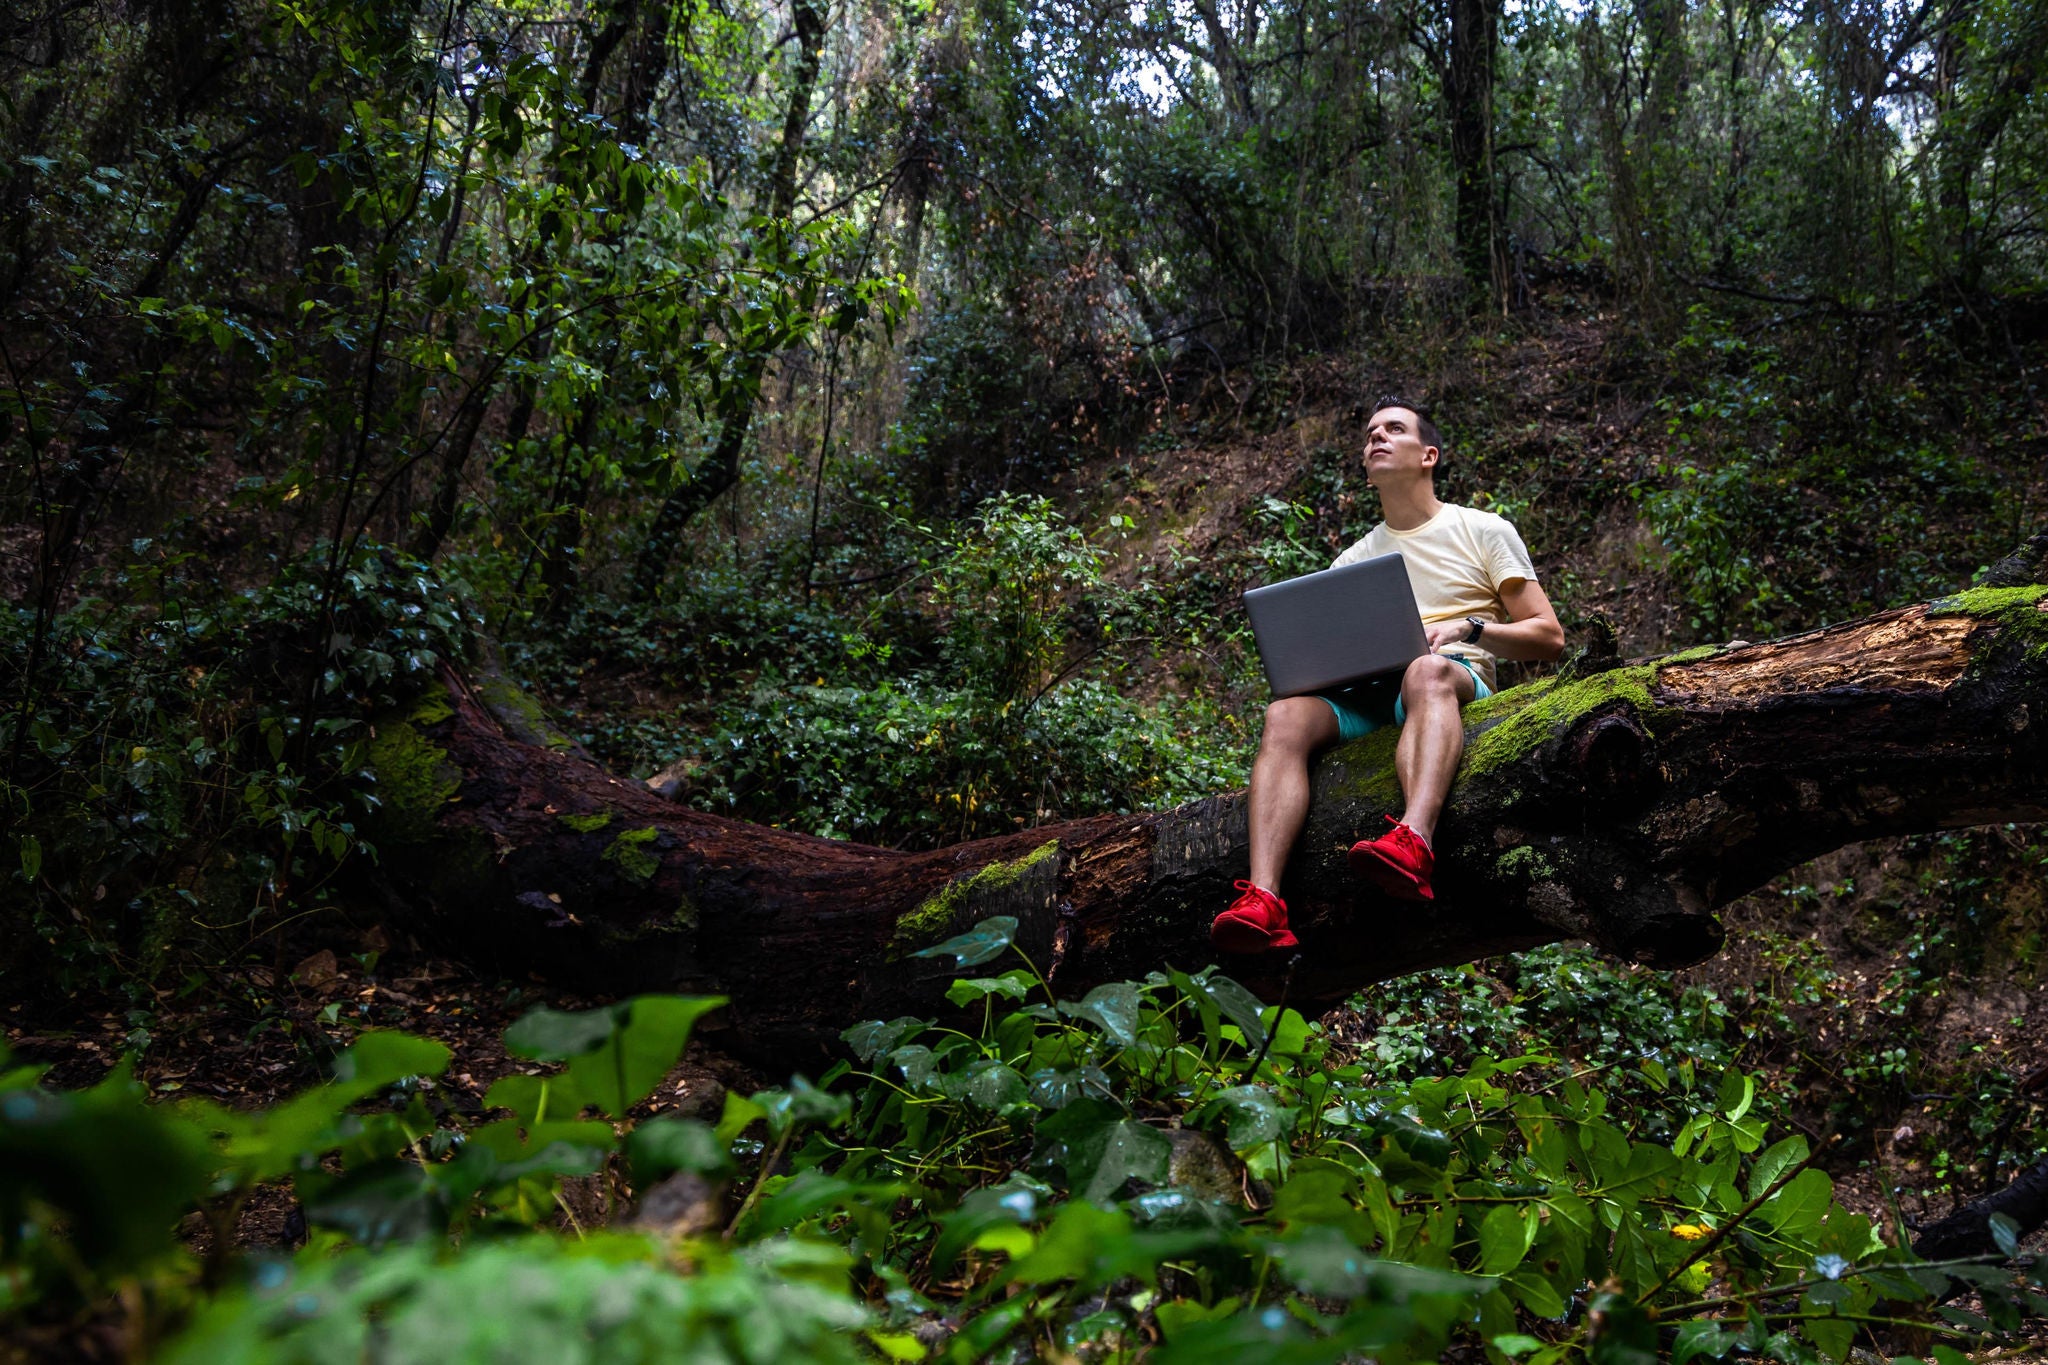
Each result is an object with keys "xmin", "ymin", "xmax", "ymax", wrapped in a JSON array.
[{"xmin": 1423, "ymin": 578, "xmax": 1565, "ymax": 661}]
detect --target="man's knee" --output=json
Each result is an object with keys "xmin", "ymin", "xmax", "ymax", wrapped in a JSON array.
[
  {"xmin": 1261, "ymin": 696, "xmax": 1333, "ymax": 752},
  {"xmin": 1402, "ymin": 654, "xmax": 1467, "ymax": 703}
]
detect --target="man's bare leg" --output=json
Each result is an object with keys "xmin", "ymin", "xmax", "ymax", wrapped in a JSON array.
[
  {"xmin": 1393, "ymin": 655, "xmax": 1477, "ymax": 845},
  {"xmin": 1246, "ymin": 696, "xmax": 1340, "ymax": 893}
]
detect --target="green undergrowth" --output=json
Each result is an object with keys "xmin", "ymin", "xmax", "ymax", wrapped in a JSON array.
[
  {"xmin": 1360, "ymin": 822, "xmax": 2048, "ymax": 1202},
  {"xmin": 2, "ymin": 542, "xmax": 476, "ymax": 994},
  {"xmin": 608, "ymin": 496, "xmax": 1251, "ymax": 849},
  {"xmin": 8, "ymin": 915, "xmax": 2048, "ymax": 1363}
]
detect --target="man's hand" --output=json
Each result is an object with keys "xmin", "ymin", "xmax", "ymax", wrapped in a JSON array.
[
  {"xmin": 1421, "ymin": 582, "xmax": 1566, "ymax": 663},
  {"xmin": 1424, "ymin": 621, "xmax": 1469, "ymax": 652}
]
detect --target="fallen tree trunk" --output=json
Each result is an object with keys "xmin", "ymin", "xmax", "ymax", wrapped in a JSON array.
[
  {"xmin": 1912, "ymin": 1151, "xmax": 2048, "ymax": 1263},
  {"xmin": 365, "ymin": 547, "xmax": 2048, "ymax": 1064}
]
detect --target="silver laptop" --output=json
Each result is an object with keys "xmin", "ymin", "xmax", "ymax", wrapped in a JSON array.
[{"xmin": 1243, "ymin": 552, "xmax": 1430, "ymax": 697}]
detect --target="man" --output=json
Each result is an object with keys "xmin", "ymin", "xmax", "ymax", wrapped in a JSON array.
[{"xmin": 1211, "ymin": 399, "xmax": 1564, "ymax": 952}]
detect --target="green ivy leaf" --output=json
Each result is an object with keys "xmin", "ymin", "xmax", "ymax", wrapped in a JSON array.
[
  {"xmin": 1033, "ymin": 1098, "xmax": 1170, "ymax": 1205},
  {"xmin": 503, "ymin": 1004, "xmax": 624, "ymax": 1061},
  {"xmin": 887, "ymin": 1043, "xmax": 938, "ymax": 1089},
  {"xmin": 946, "ymin": 971, "xmax": 1034, "ymax": 1007},
  {"xmin": 997, "ymin": 1199, "xmax": 1217, "ymax": 1291},
  {"xmin": 962, "ymin": 1059, "xmax": 1030, "ymax": 1111},
  {"xmin": 561, "ymin": 996, "xmax": 725, "ymax": 1120},
  {"xmin": 1254, "ymin": 1006, "xmax": 1312, "ymax": 1058},
  {"xmin": 1059, "ymin": 983, "xmax": 1140, "ymax": 1048},
  {"xmin": 482, "ymin": 1072, "xmax": 581, "ymax": 1126},
  {"xmin": 1209, "ymin": 1084, "xmax": 1284, "ymax": 1149},
  {"xmin": 0, "ymin": 1077, "xmax": 213, "ymax": 1271},
  {"xmin": 932, "ymin": 1178, "xmax": 1051, "ymax": 1271},
  {"xmin": 754, "ymin": 1075, "xmax": 852, "ymax": 1138},
  {"xmin": 1184, "ymin": 971, "xmax": 1269, "ymax": 1052},
  {"xmin": 842, "ymin": 1016, "xmax": 928, "ymax": 1062},
  {"xmin": 1274, "ymin": 1224, "xmax": 1378, "ymax": 1297},
  {"xmin": 304, "ymin": 1161, "xmax": 442, "ymax": 1246},
  {"xmin": 330, "ymin": 1031, "xmax": 452, "ymax": 1092},
  {"xmin": 1671, "ymin": 1319, "xmax": 1738, "ymax": 1365},
  {"xmin": 1027, "ymin": 1065, "xmax": 1113, "ymax": 1110},
  {"xmin": 911, "ymin": 915, "xmax": 1018, "ymax": 968}
]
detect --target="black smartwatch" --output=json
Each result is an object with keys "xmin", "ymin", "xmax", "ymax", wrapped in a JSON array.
[{"xmin": 1463, "ymin": 617, "xmax": 1487, "ymax": 644}]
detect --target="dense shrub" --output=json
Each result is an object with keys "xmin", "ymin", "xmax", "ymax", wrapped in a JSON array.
[{"xmin": 2, "ymin": 544, "xmax": 472, "ymax": 991}]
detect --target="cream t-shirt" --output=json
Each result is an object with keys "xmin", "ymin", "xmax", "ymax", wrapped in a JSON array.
[{"xmin": 1329, "ymin": 503, "xmax": 1538, "ymax": 689}]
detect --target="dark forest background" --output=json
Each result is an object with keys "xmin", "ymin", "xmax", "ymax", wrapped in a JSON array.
[{"xmin": 3, "ymin": 0, "xmax": 2047, "ymax": 1359}]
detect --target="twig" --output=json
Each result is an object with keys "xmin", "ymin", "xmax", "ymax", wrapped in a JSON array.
[
  {"xmin": 725, "ymin": 1125, "xmax": 795, "ymax": 1241},
  {"xmin": 1244, "ymin": 954, "xmax": 1301, "ymax": 1077}
]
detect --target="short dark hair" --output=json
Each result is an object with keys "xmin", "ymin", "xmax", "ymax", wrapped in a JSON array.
[{"xmin": 1368, "ymin": 396, "xmax": 1445, "ymax": 475}]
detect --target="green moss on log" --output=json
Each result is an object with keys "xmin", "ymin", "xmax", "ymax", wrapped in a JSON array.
[
  {"xmin": 1461, "ymin": 646, "xmax": 1716, "ymax": 778},
  {"xmin": 1318, "ymin": 646, "xmax": 1730, "ymax": 810},
  {"xmin": 603, "ymin": 826, "xmax": 662, "ymax": 883},
  {"xmin": 559, "ymin": 812, "xmax": 613, "ymax": 834},
  {"xmin": 1934, "ymin": 584, "xmax": 2048, "ymax": 661},
  {"xmin": 476, "ymin": 673, "xmax": 577, "ymax": 751},
  {"xmin": 1321, "ymin": 726, "xmax": 1403, "ymax": 809},
  {"xmin": 893, "ymin": 840, "xmax": 1059, "ymax": 952},
  {"xmin": 1934, "ymin": 583, "xmax": 2048, "ymax": 618},
  {"xmin": 365, "ymin": 722, "xmax": 461, "ymax": 844},
  {"xmin": 407, "ymin": 683, "xmax": 455, "ymax": 726},
  {"xmin": 1496, "ymin": 845, "xmax": 1555, "ymax": 881}
]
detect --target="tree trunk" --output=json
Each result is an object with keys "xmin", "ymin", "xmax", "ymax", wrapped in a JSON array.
[
  {"xmin": 1932, "ymin": 0, "xmax": 2048, "ymax": 292},
  {"xmin": 1447, "ymin": 0, "xmax": 1501, "ymax": 300},
  {"xmin": 365, "ymin": 560, "xmax": 2048, "ymax": 1066}
]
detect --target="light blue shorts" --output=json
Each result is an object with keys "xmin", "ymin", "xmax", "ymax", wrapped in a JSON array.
[{"xmin": 1314, "ymin": 654, "xmax": 1491, "ymax": 743}]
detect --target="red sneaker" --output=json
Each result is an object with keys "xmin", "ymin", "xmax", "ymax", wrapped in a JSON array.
[
  {"xmin": 1348, "ymin": 817, "xmax": 1436, "ymax": 901},
  {"xmin": 1210, "ymin": 881, "xmax": 1299, "ymax": 953}
]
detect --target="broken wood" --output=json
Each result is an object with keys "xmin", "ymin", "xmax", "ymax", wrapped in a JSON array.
[{"xmin": 363, "ymin": 560, "xmax": 2048, "ymax": 1065}]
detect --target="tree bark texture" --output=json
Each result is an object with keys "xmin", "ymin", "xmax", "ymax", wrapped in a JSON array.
[
  {"xmin": 364, "ymin": 578, "xmax": 2048, "ymax": 1065},
  {"xmin": 1447, "ymin": 0, "xmax": 1501, "ymax": 299}
]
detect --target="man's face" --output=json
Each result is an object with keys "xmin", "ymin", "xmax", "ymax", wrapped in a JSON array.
[{"xmin": 1363, "ymin": 406, "xmax": 1437, "ymax": 486}]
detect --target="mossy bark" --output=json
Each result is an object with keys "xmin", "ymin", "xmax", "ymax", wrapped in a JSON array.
[{"xmin": 364, "ymin": 583, "xmax": 2048, "ymax": 1066}]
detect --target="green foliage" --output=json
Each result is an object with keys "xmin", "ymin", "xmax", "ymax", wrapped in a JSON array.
[
  {"xmin": 10, "ymin": 924, "xmax": 2048, "ymax": 1361},
  {"xmin": 1632, "ymin": 310, "xmax": 2018, "ymax": 643},
  {"xmin": 6, "ymin": 0, "xmax": 2048, "ymax": 1354},
  {"xmin": 163, "ymin": 1236, "xmax": 873, "ymax": 1365},
  {"xmin": 687, "ymin": 674, "xmax": 1242, "ymax": 844},
  {"xmin": 2, "ymin": 543, "xmax": 474, "ymax": 989},
  {"xmin": 680, "ymin": 495, "xmax": 1246, "ymax": 844},
  {"xmin": 1347, "ymin": 946, "xmax": 1743, "ymax": 1143}
]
